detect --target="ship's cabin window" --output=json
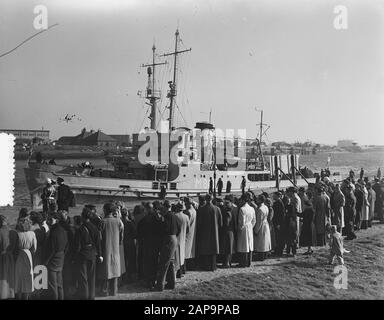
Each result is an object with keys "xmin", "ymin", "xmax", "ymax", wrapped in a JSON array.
[
  {"xmin": 247, "ymin": 173, "xmax": 270, "ymax": 181},
  {"xmin": 248, "ymin": 173, "xmax": 262, "ymax": 182}
]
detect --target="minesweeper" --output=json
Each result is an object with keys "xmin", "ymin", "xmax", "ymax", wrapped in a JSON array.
[{"xmin": 24, "ymin": 29, "xmax": 342, "ymax": 209}]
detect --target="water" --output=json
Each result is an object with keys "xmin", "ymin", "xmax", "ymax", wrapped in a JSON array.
[{"xmin": 7, "ymin": 151, "xmax": 384, "ymax": 209}]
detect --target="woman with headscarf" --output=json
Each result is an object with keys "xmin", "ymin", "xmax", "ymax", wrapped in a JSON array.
[
  {"xmin": 0, "ymin": 215, "xmax": 18, "ymax": 300},
  {"xmin": 265, "ymin": 198, "xmax": 275, "ymax": 254},
  {"xmin": 14, "ymin": 217, "xmax": 37, "ymax": 300}
]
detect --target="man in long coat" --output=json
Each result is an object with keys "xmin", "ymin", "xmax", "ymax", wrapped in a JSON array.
[
  {"xmin": 184, "ymin": 198, "xmax": 197, "ymax": 270},
  {"xmin": 56, "ymin": 177, "xmax": 72, "ymax": 211},
  {"xmin": 367, "ymin": 183, "xmax": 376, "ymax": 227},
  {"xmin": 331, "ymin": 184, "xmax": 345, "ymax": 232},
  {"xmin": 99, "ymin": 203, "xmax": 123, "ymax": 296},
  {"xmin": 253, "ymin": 195, "xmax": 271, "ymax": 261},
  {"xmin": 354, "ymin": 184, "xmax": 364, "ymax": 230},
  {"xmin": 343, "ymin": 183, "xmax": 357, "ymax": 240},
  {"xmin": 219, "ymin": 197, "xmax": 237, "ymax": 267},
  {"xmin": 137, "ymin": 202, "xmax": 163, "ymax": 289},
  {"xmin": 236, "ymin": 194, "xmax": 256, "ymax": 267},
  {"xmin": 272, "ymin": 192, "xmax": 285, "ymax": 256},
  {"xmin": 175, "ymin": 202, "xmax": 190, "ymax": 277},
  {"xmin": 196, "ymin": 194, "xmax": 222, "ymax": 271},
  {"xmin": 312, "ymin": 187, "xmax": 331, "ymax": 247}
]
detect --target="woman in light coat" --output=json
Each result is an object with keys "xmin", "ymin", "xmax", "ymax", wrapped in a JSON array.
[
  {"xmin": 361, "ymin": 183, "xmax": 370, "ymax": 229},
  {"xmin": 253, "ymin": 195, "xmax": 271, "ymax": 261},
  {"xmin": 237, "ymin": 195, "xmax": 256, "ymax": 267}
]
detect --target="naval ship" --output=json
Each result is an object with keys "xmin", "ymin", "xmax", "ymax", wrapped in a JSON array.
[{"xmin": 24, "ymin": 29, "xmax": 340, "ymax": 209}]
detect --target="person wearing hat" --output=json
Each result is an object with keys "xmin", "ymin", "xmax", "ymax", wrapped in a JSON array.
[
  {"xmin": 354, "ymin": 183, "xmax": 364, "ymax": 230},
  {"xmin": 195, "ymin": 194, "xmax": 222, "ymax": 271},
  {"xmin": 360, "ymin": 182, "xmax": 370, "ymax": 229},
  {"xmin": 41, "ymin": 178, "xmax": 56, "ymax": 213},
  {"xmin": 56, "ymin": 177, "xmax": 73, "ymax": 212},
  {"xmin": 236, "ymin": 193, "xmax": 256, "ymax": 267},
  {"xmin": 367, "ymin": 182, "xmax": 376, "ymax": 228},
  {"xmin": 153, "ymin": 201, "xmax": 180, "ymax": 291},
  {"xmin": 287, "ymin": 187, "xmax": 302, "ymax": 248},
  {"xmin": 272, "ymin": 192, "xmax": 285, "ymax": 256},
  {"xmin": 312, "ymin": 185, "xmax": 331, "ymax": 247},
  {"xmin": 184, "ymin": 197, "xmax": 197, "ymax": 270},
  {"xmin": 344, "ymin": 183, "xmax": 357, "ymax": 240},
  {"xmin": 174, "ymin": 202, "xmax": 190, "ymax": 278},
  {"xmin": 98, "ymin": 203, "xmax": 123, "ymax": 296},
  {"xmin": 219, "ymin": 195, "xmax": 237, "ymax": 268},
  {"xmin": 43, "ymin": 211, "xmax": 68, "ymax": 300},
  {"xmin": 241, "ymin": 176, "xmax": 246, "ymax": 195}
]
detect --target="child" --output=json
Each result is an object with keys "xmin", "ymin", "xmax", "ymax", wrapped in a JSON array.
[{"xmin": 329, "ymin": 225, "xmax": 344, "ymax": 265}]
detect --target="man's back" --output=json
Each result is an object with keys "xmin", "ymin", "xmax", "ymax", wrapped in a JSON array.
[{"xmin": 45, "ymin": 223, "xmax": 68, "ymax": 271}]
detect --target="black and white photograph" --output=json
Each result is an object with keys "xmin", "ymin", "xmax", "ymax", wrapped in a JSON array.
[{"xmin": 0, "ymin": 0, "xmax": 383, "ymax": 307}]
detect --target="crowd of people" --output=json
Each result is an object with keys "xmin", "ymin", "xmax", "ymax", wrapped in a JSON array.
[{"xmin": 0, "ymin": 168, "xmax": 383, "ymax": 300}]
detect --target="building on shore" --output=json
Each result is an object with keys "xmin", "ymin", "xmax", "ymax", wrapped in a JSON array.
[
  {"xmin": 0, "ymin": 129, "xmax": 50, "ymax": 143},
  {"xmin": 337, "ymin": 139, "xmax": 358, "ymax": 148},
  {"xmin": 57, "ymin": 128, "xmax": 130, "ymax": 148}
]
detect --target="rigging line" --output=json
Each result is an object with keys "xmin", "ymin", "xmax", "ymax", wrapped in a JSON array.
[
  {"xmin": 175, "ymin": 101, "xmax": 188, "ymax": 127},
  {"xmin": 0, "ymin": 23, "xmax": 59, "ymax": 58},
  {"xmin": 138, "ymin": 107, "xmax": 150, "ymax": 131}
]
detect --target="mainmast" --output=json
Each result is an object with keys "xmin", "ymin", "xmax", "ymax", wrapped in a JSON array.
[
  {"xmin": 142, "ymin": 44, "xmax": 166, "ymax": 130},
  {"xmin": 255, "ymin": 108, "xmax": 270, "ymax": 171},
  {"xmin": 162, "ymin": 29, "xmax": 191, "ymax": 132}
]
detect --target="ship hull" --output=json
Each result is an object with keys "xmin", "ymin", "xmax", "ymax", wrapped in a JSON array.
[{"xmin": 23, "ymin": 165, "xmax": 339, "ymax": 209}]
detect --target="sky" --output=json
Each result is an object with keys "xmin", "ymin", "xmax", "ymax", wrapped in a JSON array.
[{"xmin": 0, "ymin": 0, "xmax": 383, "ymax": 145}]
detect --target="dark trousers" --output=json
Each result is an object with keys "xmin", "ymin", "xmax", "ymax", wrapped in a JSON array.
[
  {"xmin": 255, "ymin": 252, "xmax": 267, "ymax": 261},
  {"xmin": 102, "ymin": 278, "xmax": 118, "ymax": 296},
  {"xmin": 222, "ymin": 254, "xmax": 232, "ymax": 266},
  {"xmin": 286, "ymin": 240, "xmax": 297, "ymax": 255},
  {"xmin": 156, "ymin": 235, "xmax": 177, "ymax": 290},
  {"xmin": 344, "ymin": 213, "xmax": 356, "ymax": 239},
  {"xmin": 185, "ymin": 258, "xmax": 196, "ymax": 271},
  {"xmin": 123, "ymin": 242, "xmax": 137, "ymax": 283},
  {"xmin": 238, "ymin": 252, "xmax": 251, "ymax": 267},
  {"xmin": 137, "ymin": 239, "xmax": 144, "ymax": 280},
  {"xmin": 47, "ymin": 269, "xmax": 64, "ymax": 300},
  {"xmin": 355, "ymin": 209, "xmax": 362, "ymax": 229},
  {"xmin": 200, "ymin": 254, "xmax": 217, "ymax": 271},
  {"xmin": 77, "ymin": 258, "xmax": 96, "ymax": 300},
  {"xmin": 274, "ymin": 228, "xmax": 285, "ymax": 255},
  {"xmin": 143, "ymin": 238, "xmax": 161, "ymax": 287}
]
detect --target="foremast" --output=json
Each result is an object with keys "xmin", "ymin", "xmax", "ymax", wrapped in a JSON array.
[
  {"xmin": 142, "ymin": 44, "xmax": 167, "ymax": 130},
  {"xmin": 162, "ymin": 29, "xmax": 191, "ymax": 132}
]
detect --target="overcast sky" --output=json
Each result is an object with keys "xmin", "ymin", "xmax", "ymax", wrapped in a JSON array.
[{"xmin": 0, "ymin": 0, "xmax": 383, "ymax": 145}]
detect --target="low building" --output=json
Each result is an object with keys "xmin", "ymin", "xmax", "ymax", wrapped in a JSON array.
[
  {"xmin": 0, "ymin": 129, "xmax": 50, "ymax": 143},
  {"xmin": 337, "ymin": 139, "xmax": 358, "ymax": 148},
  {"xmin": 56, "ymin": 128, "xmax": 130, "ymax": 148}
]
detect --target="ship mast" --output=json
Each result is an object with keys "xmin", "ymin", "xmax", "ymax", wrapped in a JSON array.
[
  {"xmin": 255, "ymin": 108, "xmax": 270, "ymax": 171},
  {"xmin": 142, "ymin": 44, "xmax": 166, "ymax": 130},
  {"xmin": 162, "ymin": 29, "xmax": 191, "ymax": 132}
]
